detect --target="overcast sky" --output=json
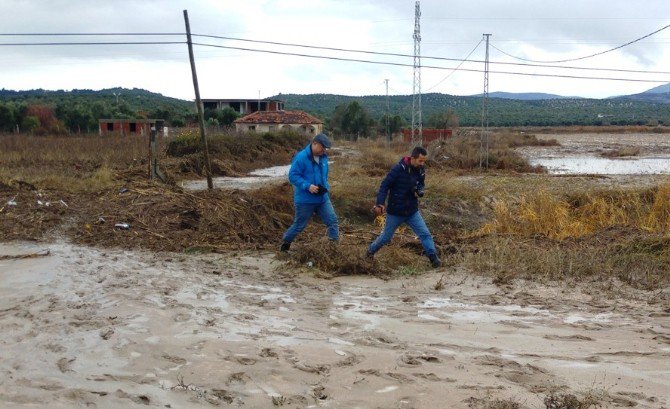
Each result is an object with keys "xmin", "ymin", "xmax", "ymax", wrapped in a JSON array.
[{"xmin": 1, "ymin": 0, "xmax": 669, "ymax": 101}]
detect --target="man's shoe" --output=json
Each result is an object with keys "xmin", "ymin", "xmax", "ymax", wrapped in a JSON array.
[
  {"xmin": 429, "ymin": 254, "xmax": 442, "ymax": 268},
  {"xmin": 280, "ymin": 241, "xmax": 291, "ymax": 252}
]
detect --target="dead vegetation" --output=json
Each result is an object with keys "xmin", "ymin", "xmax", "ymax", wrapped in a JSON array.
[
  {"xmin": 1, "ymin": 130, "xmax": 670, "ymax": 290},
  {"xmin": 427, "ymin": 130, "xmax": 556, "ymax": 172},
  {"xmin": 599, "ymin": 146, "xmax": 641, "ymax": 157}
]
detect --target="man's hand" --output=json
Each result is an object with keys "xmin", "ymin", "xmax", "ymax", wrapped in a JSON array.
[
  {"xmin": 308, "ymin": 184, "xmax": 319, "ymax": 194},
  {"xmin": 372, "ymin": 204, "xmax": 385, "ymax": 217}
]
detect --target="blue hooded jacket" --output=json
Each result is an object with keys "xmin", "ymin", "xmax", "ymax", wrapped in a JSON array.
[
  {"xmin": 288, "ymin": 144, "xmax": 330, "ymax": 204},
  {"xmin": 376, "ymin": 156, "xmax": 425, "ymax": 216}
]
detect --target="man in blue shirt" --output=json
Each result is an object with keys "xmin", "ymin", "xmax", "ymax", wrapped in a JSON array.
[
  {"xmin": 280, "ymin": 133, "xmax": 339, "ymax": 251},
  {"xmin": 367, "ymin": 146, "xmax": 441, "ymax": 268}
]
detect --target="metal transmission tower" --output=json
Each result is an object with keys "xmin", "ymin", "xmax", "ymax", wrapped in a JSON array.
[
  {"xmin": 411, "ymin": 0, "xmax": 422, "ymax": 146},
  {"xmin": 479, "ymin": 33, "xmax": 492, "ymax": 168}
]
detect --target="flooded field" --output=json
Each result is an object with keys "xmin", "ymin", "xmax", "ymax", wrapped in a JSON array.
[
  {"xmin": 2, "ymin": 133, "xmax": 670, "ymax": 408},
  {"xmin": 522, "ymin": 133, "xmax": 670, "ymax": 175},
  {"xmin": 529, "ymin": 156, "xmax": 670, "ymax": 175},
  {"xmin": 0, "ymin": 242, "xmax": 668, "ymax": 408},
  {"xmin": 180, "ymin": 165, "xmax": 290, "ymax": 191}
]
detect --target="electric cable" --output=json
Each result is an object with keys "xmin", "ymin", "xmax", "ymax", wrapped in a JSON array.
[
  {"xmin": 490, "ymin": 22, "xmax": 670, "ymax": 63},
  {"xmin": 425, "ymin": 39, "xmax": 483, "ymax": 91},
  {"xmin": 2, "ymin": 32, "xmax": 669, "ymax": 75},
  {"xmin": 192, "ymin": 42, "xmax": 670, "ymax": 83}
]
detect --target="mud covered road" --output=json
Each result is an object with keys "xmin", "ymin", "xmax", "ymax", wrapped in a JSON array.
[{"xmin": 1, "ymin": 242, "xmax": 668, "ymax": 408}]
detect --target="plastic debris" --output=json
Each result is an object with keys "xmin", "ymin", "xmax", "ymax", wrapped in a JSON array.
[
  {"xmin": 97, "ymin": 217, "xmax": 106, "ymax": 224},
  {"xmin": 119, "ymin": 187, "xmax": 129, "ymax": 194},
  {"xmin": 59, "ymin": 200, "xmax": 68, "ymax": 208},
  {"xmin": 114, "ymin": 223, "xmax": 131, "ymax": 230},
  {"xmin": 7, "ymin": 197, "xmax": 17, "ymax": 206}
]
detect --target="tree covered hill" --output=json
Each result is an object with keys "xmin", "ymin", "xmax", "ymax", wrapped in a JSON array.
[
  {"xmin": 0, "ymin": 87, "xmax": 193, "ymax": 113},
  {"xmin": 275, "ymin": 92, "xmax": 670, "ymax": 127},
  {"xmin": 3, "ymin": 87, "xmax": 670, "ymax": 133},
  {"xmin": 0, "ymin": 87, "xmax": 195, "ymax": 133}
]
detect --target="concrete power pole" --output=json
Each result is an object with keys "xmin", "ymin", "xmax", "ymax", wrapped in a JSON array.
[
  {"xmin": 411, "ymin": 0, "xmax": 422, "ymax": 146},
  {"xmin": 479, "ymin": 33, "xmax": 491, "ymax": 168}
]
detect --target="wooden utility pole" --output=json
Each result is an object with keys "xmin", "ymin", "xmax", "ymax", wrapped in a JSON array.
[{"xmin": 183, "ymin": 9, "xmax": 213, "ymax": 189}]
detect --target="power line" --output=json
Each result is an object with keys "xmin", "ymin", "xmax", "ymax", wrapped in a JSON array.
[
  {"xmin": 2, "ymin": 31, "xmax": 670, "ymax": 75},
  {"xmin": 425, "ymin": 39, "xmax": 482, "ymax": 92},
  {"xmin": 0, "ymin": 41, "xmax": 183, "ymax": 46},
  {"xmin": 491, "ymin": 22, "xmax": 670, "ymax": 63},
  {"xmin": 192, "ymin": 42, "xmax": 670, "ymax": 83},
  {"xmin": 0, "ymin": 35, "xmax": 668, "ymax": 83},
  {"xmin": 373, "ymin": 17, "xmax": 670, "ymax": 22},
  {"xmin": 0, "ymin": 32, "xmax": 184, "ymax": 36},
  {"xmin": 191, "ymin": 33, "xmax": 670, "ymax": 75}
]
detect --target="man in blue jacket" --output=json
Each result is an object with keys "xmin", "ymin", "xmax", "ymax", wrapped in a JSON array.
[
  {"xmin": 280, "ymin": 133, "xmax": 339, "ymax": 251},
  {"xmin": 366, "ymin": 146, "xmax": 441, "ymax": 268}
]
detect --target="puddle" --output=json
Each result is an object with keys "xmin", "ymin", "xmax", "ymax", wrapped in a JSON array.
[
  {"xmin": 418, "ymin": 297, "xmax": 550, "ymax": 324},
  {"xmin": 181, "ymin": 164, "xmax": 290, "ymax": 191},
  {"xmin": 564, "ymin": 313, "xmax": 613, "ymax": 324},
  {"xmin": 529, "ymin": 156, "xmax": 670, "ymax": 175},
  {"xmin": 331, "ymin": 292, "xmax": 388, "ymax": 330}
]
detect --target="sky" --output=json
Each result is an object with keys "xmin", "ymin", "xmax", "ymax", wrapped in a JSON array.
[{"xmin": 1, "ymin": 0, "xmax": 669, "ymax": 101}]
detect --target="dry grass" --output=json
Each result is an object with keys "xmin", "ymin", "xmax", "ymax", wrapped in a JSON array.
[
  {"xmin": 0, "ymin": 133, "xmax": 148, "ymax": 192},
  {"xmin": 167, "ymin": 128, "xmax": 308, "ymax": 174},
  {"xmin": 479, "ymin": 185, "xmax": 670, "ymax": 239},
  {"xmin": 599, "ymin": 146, "xmax": 641, "ymax": 157},
  {"xmin": 544, "ymin": 392, "xmax": 602, "ymax": 409},
  {"xmin": 427, "ymin": 131, "xmax": 552, "ymax": 172},
  {"xmin": 2, "ymin": 130, "xmax": 670, "ymax": 289},
  {"xmin": 459, "ymin": 231, "xmax": 670, "ymax": 288}
]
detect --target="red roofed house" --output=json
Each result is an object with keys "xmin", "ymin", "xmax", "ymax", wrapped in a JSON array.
[{"xmin": 234, "ymin": 110, "xmax": 323, "ymax": 136}]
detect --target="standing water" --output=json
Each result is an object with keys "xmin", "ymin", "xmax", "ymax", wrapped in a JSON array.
[
  {"xmin": 181, "ymin": 165, "xmax": 291, "ymax": 191},
  {"xmin": 529, "ymin": 156, "xmax": 670, "ymax": 175}
]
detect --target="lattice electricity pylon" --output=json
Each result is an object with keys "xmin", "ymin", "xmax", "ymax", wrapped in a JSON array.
[{"xmin": 411, "ymin": 0, "xmax": 423, "ymax": 146}]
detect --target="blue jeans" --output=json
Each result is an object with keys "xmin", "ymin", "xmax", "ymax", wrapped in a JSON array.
[
  {"xmin": 368, "ymin": 211, "xmax": 436, "ymax": 257},
  {"xmin": 282, "ymin": 200, "xmax": 339, "ymax": 243}
]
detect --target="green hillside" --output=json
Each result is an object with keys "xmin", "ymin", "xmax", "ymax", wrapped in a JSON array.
[
  {"xmin": 2, "ymin": 87, "xmax": 670, "ymax": 134},
  {"xmin": 275, "ymin": 92, "xmax": 670, "ymax": 127},
  {"xmin": 0, "ymin": 88, "xmax": 195, "ymax": 133}
]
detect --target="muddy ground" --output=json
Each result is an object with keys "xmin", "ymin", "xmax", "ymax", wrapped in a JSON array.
[{"xmin": 1, "ymin": 242, "xmax": 668, "ymax": 408}]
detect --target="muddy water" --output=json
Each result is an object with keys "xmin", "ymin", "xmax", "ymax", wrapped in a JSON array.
[
  {"xmin": 1, "ymin": 242, "xmax": 668, "ymax": 408},
  {"xmin": 180, "ymin": 164, "xmax": 291, "ymax": 191},
  {"xmin": 522, "ymin": 132, "xmax": 670, "ymax": 175},
  {"xmin": 529, "ymin": 156, "xmax": 670, "ymax": 175}
]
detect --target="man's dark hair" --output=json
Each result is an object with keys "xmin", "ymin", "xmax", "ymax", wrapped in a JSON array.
[{"xmin": 411, "ymin": 146, "xmax": 427, "ymax": 158}]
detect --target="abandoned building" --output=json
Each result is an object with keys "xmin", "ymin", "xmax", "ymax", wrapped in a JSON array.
[
  {"xmin": 98, "ymin": 119, "xmax": 161, "ymax": 136},
  {"xmin": 201, "ymin": 98, "xmax": 284, "ymax": 115}
]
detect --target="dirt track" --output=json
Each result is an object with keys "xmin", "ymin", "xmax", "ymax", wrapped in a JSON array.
[{"xmin": 1, "ymin": 242, "xmax": 668, "ymax": 408}]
